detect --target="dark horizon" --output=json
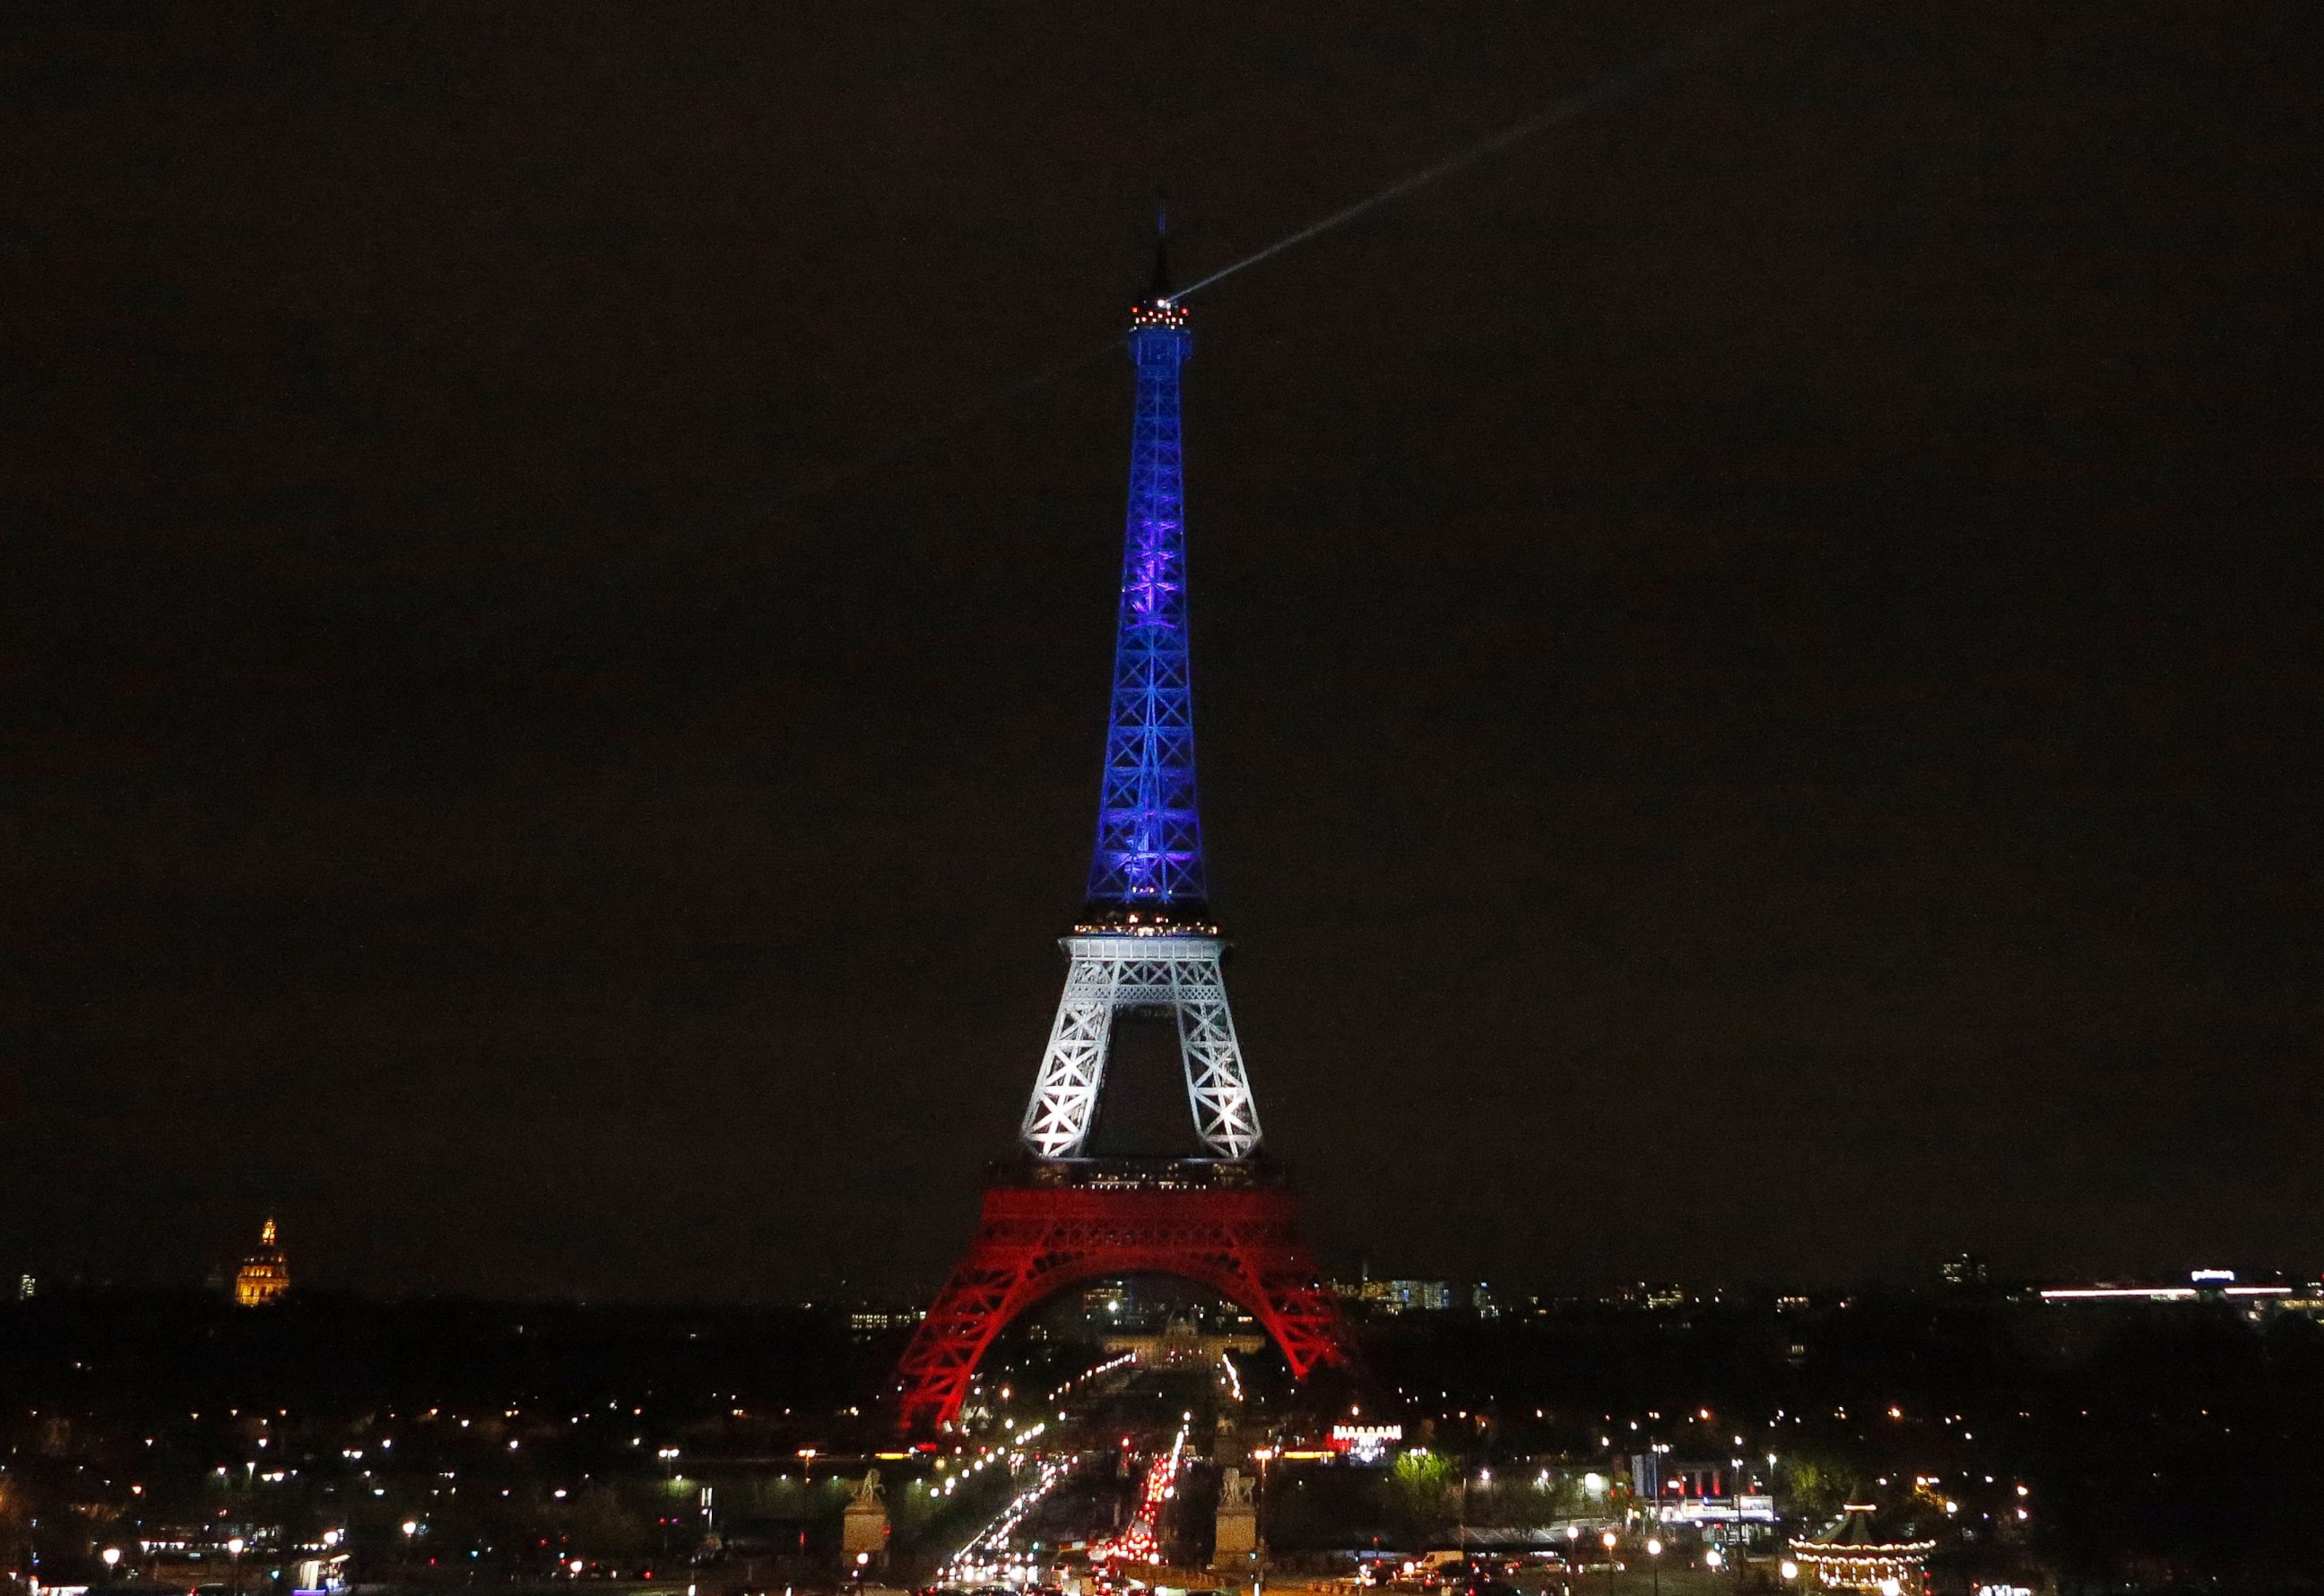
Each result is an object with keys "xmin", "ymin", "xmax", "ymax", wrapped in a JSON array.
[{"xmin": 4, "ymin": 4, "xmax": 2319, "ymax": 1302}]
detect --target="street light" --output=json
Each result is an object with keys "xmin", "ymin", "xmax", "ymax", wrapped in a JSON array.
[
  {"xmin": 101, "ymin": 1548, "xmax": 121, "ymax": 1579},
  {"xmin": 1780, "ymin": 1561, "xmax": 1799, "ymax": 1583},
  {"xmin": 1601, "ymin": 1530, "xmax": 1618, "ymax": 1596},
  {"xmin": 227, "ymin": 1536, "xmax": 246, "ymax": 1596},
  {"xmin": 1252, "ymin": 1446, "xmax": 1275, "ymax": 1596},
  {"xmin": 1645, "ymin": 1538, "xmax": 1662, "ymax": 1596}
]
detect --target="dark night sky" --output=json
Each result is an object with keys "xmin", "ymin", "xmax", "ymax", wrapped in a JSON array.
[{"xmin": 4, "ymin": 4, "xmax": 2320, "ymax": 1301}]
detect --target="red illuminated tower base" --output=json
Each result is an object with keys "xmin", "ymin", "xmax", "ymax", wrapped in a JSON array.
[{"xmin": 893, "ymin": 1162, "xmax": 1348, "ymax": 1434}]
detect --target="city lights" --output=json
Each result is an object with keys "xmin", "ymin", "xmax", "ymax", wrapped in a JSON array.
[{"xmin": 1090, "ymin": 1424, "xmax": 1191, "ymax": 1567}]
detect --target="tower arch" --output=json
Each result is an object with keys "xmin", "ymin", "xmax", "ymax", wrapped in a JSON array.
[{"xmin": 893, "ymin": 1175, "xmax": 1346, "ymax": 1434}]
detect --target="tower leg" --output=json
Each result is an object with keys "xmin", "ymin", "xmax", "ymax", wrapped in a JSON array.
[
  {"xmin": 1019, "ymin": 953, "xmax": 1120, "ymax": 1158},
  {"xmin": 1171, "ymin": 947, "xmax": 1262, "ymax": 1158},
  {"xmin": 893, "ymin": 1180, "xmax": 1352, "ymax": 1436}
]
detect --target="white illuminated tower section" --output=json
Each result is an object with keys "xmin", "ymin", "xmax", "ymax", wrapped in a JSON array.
[{"xmin": 1017, "ymin": 239, "xmax": 1262, "ymax": 1161}]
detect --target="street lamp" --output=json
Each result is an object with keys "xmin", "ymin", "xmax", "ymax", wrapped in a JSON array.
[
  {"xmin": 1780, "ymin": 1561, "xmax": 1799, "ymax": 1583},
  {"xmin": 1645, "ymin": 1538, "xmax": 1662, "ymax": 1596},
  {"xmin": 1601, "ymin": 1530, "xmax": 1618, "ymax": 1596},
  {"xmin": 101, "ymin": 1548, "xmax": 121, "ymax": 1581},
  {"xmin": 227, "ymin": 1536, "xmax": 246, "ymax": 1596},
  {"xmin": 1252, "ymin": 1446, "xmax": 1275, "ymax": 1596}
]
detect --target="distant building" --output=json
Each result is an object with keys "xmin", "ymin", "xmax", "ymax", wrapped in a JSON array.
[
  {"xmin": 1331, "ymin": 1278, "xmax": 1450, "ymax": 1314},
  {"xmin": 1328, "ymin": 1422, "xmax": 1404, "ymax": 1463},
  {"xmin": 1939, "ymin": 1253, "xmax": 1989, "ymax": 1288},
  {"xmin": 1104, "ymin": 1310, "xmax": 1262, "ymax": 1367},
  {"xmin": 1617, "ymin": 1282, "xmax": 1691, "ymax": 1309},
  {"xmin": 1633, "ymin": 1453, "xmax": 1775, "ymax": 1527},
  {"xmin": 848, "ymin": 1308, "xmax": 924, "ymax": 1333},
  {"xmin": 235, "ymin": 1218, "xmax": 290, "ymax": 1306},
  {"xmin": 1083, "ymin": 1282, "xmax": 1132, "ymax": 1323}
]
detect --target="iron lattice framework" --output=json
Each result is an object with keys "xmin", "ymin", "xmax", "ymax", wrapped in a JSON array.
[
  {"xmin": 1088, "ymin": 295, "xmax": 1204, "ymax": 908},
  {"xmin": 893, "ymin": 249, "xmax": 1350, "ymax": 1433},
  {"xmin": 1019, "ymin": 933, "xmax": 1261, "ymax": 1159},
  {"xmin": 894, "ymin": 1177, "xmax": 1346, "ymax": 1436},
  {"xmin": 1019, "ymin": 282, "xmax": 1262, "ymax": 1161}
]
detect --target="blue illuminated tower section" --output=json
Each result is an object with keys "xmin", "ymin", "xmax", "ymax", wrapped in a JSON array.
[
  {"xmin": 1087, "ymin": 274, "xmax": 1204, "ymax": 911},
  {"xmin": 1018, "ymin": 238, "xmax": 1263, "ymax": 1161}
]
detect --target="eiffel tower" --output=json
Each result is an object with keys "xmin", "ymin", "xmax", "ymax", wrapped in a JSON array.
[{"xmin": 892, "ymin": 227, "xmax": 1350, "ymax": 1433}]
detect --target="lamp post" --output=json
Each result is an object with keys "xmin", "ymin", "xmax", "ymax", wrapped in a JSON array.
[
  {"xmin": 1645, "ymin": 1538, "xmax": 1661, "ymax": 1596},
  {"xmin": 1600, "ymin": 1530, "xmax": 1617, "ymax": 1596},
  {"xmin": 1253, "ymin": 1446, "xmax": 1274, "ymax": 1596},
  {"xmin": 101, "ymin": 1548, "xmax": 121, "ymax": 1584},
  {"xmin": 227, "ymin": 1536, "xmax": 245, "ymax": 1596},
  {"xmin": 1731, "ymin": 1458, "xmax": 1750, "ymax": 1595}
]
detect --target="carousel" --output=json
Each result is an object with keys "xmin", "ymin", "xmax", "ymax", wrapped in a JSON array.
[{"xmin": 1787, "ymin": 1501, "xmax": 1937, "ymax": 1593}]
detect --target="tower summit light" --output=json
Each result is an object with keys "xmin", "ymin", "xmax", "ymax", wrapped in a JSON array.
[{"xmin": 891, "ymin": 223, "xmax": 1348, "ymax": 1434}]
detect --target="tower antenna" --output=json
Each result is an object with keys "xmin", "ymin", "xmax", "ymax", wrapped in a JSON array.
[{"xmin": 1152, "ymin": 193, "xmax": 1174, "ymax": 300}]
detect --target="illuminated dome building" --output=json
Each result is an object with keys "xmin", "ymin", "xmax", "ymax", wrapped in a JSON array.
[
  {"xmin": 234, "ymin": 1218, "xmax": 290, "ymax": 1306},
  {"xmin": 1788, "ymin": 1502, "xmax": 1937, "ymax": 1593}
]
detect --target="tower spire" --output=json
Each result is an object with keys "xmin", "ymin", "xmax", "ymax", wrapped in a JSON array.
[
  {"xmin": 1151, "ymin": 197, "xmax": 1174, "ymax": 299},
  {"xmin": 1085, "ymin": 235, "xmax": 1203, "ymax": 917}
]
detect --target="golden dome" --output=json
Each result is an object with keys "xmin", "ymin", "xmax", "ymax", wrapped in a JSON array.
[{"xmin": 235, "ymin": 1217, "xmax": 290, "ymax": 1307}]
